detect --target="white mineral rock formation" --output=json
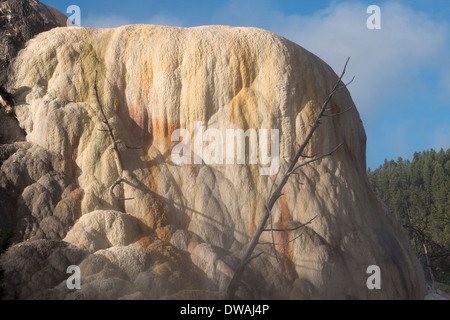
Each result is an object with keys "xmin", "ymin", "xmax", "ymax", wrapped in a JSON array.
[{"xmin": 0, "ymin": 24, "xmax": 427, "ymax": 299}]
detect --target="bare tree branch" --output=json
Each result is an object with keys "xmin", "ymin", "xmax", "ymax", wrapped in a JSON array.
[
  {"xmin": 300, "ymin": 153, "xmax": 317, "ymax": 159},
  {"xmin": 94, "ymin": 71, "xmax": 135, "ymax": 204},
  {"xmin": 259, "ymin": 232, "xmax": 304, "ymax": 246},
  {"xmin": 225, "ymin": 57, "xmax": 354, "ymax": 300},
  {"xmin": 94, "ymin": 71, "xmax": 124, "ymax": 174},
  {"xmin": 109, "ymin": 178, "xmax": 135, "ymax": 201},
  {"xmin": 268, "ymin": 204, "xmax": 279, "ymax": 263},
  {"xmin": 289, "ymin": 143, "xmax": 343, "ymax": 175},
  {"xmin": 323, "ymin": 105, "xmax": 354, "ymax": 117},
  {"xmin": 337, "ymin": 76, "xmax": 355, "ymax": 90},
  {"xmin": 259, "ymin": 216, "xmax": 316, "ymax": 246},
  {"xmin": 264, "ymin": 216, "xmax": 317, "ymax": 232},
  {"xmin": 246, "ymin": 252, "xmax": 264, "ymax": 264}
]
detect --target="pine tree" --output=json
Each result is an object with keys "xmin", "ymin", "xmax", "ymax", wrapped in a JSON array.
[{"xmin": 368, "ymin": 148, "xmax": 450, "ymax": 290}]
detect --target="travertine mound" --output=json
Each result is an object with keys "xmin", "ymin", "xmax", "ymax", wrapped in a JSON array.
[{"xmin": 0, "ymin": 24, "xmax": 426, "ymax": 299}]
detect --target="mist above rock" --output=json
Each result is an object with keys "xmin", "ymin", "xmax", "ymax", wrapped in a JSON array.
[{"xmin": 0, "ymin": 5, "xmax": 427, "ymax": 299}]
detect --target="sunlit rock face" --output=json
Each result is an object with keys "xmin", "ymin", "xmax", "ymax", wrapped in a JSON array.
[
  {"xmin": 0, "ymin": 0, "xmax": 67, "ymax": 144},
  {"xmin": 0, "ymin": 23, "xmax": 426, "ymax": 300},
  {"xmin": 0, "ymin": 0, "xmax": 67, "ymax": 85}
]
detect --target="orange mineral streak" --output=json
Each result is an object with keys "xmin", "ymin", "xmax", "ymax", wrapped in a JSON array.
[
  {"xmin": 249, "ymin": 203, "xmax": 256, "ymax": 237},
  {"xmin": 145, "ymin": 165, "xmax": 170, "ymax": 230},
  {"xmin": 149, "ymin": 117, "xmax": 181, "ymax": 152},
  {"xmin": 275, "ymin": 192, "xmax": 298, "ymax": 279},
  {"xmin": 71, "ymin": 187, "xmax": 85, "ymax": 201},
  {"xmin": 143, "ymin": 119, "xmax": 182, "ymax": 230},
  {"xmin": 275, "ymin": 192, "xmax": 292, "ymax": 258},
  {"xmin": 128, "ymin": 99, "xmax": 153, "ymax": 146}
]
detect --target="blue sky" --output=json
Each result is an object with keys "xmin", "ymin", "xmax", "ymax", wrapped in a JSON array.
[{"xmin": 42, "ymin": 0, "xmax": 450, "ymax": 170}]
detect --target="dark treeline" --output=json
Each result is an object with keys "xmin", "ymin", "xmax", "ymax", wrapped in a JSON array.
[{"xmin": 368, "ymin": 148, "xmax": 450, "ymax": 290}]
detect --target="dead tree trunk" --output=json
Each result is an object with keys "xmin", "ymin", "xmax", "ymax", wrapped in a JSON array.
[
  {"xmin": 422, "ymin": 241, "xmax": 436, "ymax": 290},
  {"xmin": 93, "ymin": 71, "xmax": 135, "ymax": 207},
  {"xmin": 225, "ymin": 58, "xmax": 354, "ymax": 299},
  {"xmin": 405, "ymin": 208, "xmax": 436, "ymax": 291}
]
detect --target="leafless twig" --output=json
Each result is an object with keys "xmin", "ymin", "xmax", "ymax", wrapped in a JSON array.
[
  {"xmin": 263, "ymin": 216, "xmax": 317, "ymax": 232},
  {"xmin": 225, "ymin": 57, "xmax": 354, "ymax": 299},
  {"xmin": 94, "ymin": 71, "xmax": 135, "ymax": 204}
]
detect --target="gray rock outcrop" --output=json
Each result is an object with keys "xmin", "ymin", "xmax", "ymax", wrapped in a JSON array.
[{"xmin": 0, "ymin": 0, "xmax": 67, "ymax": 85}]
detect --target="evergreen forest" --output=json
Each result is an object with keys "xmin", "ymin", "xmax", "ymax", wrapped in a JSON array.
[{"xmin": 368, "ymin": 148, "xmax": 450, "ymax": 291}]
